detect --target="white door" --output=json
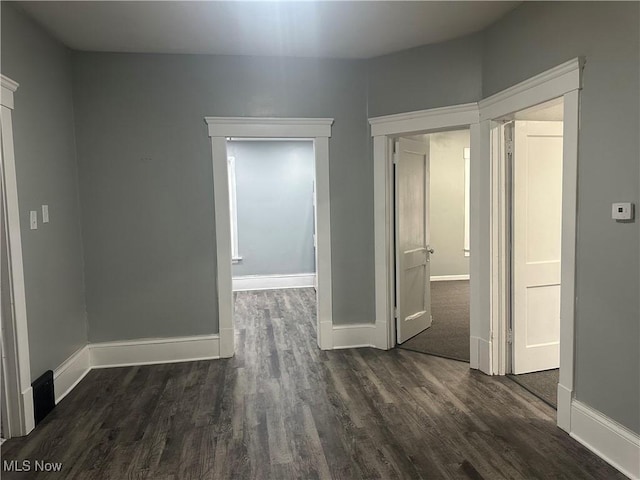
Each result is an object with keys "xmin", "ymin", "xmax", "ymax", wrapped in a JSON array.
[
  {"xmin": 512, "ymin": 121, "xmax": 563, "ymax": 374},
  {"xmin": 395, "ymin": 137, "xmax": 432, "ymax": 344}
]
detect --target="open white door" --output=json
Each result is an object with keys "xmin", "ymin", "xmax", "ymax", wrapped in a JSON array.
[
  {"xmin": 512, "ymin": 121, "xmax": 563, "ymax": 374},
  {"xmin": 395, "ymin": 137, "xmax": 432, "ymax": 344}
]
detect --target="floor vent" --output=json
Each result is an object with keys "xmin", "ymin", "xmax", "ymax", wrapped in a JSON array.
[{"xmin": 32, "ymin": 370, "xmax": 55, "ymax": 426}]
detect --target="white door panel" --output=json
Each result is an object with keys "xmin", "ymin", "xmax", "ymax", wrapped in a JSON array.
[
  {"xmin": 395, "ymin": 137, "xmax": 432, "ymax": 344},
  {"xmin": 512, "ymin": 121, "xmax": 563, "ymax": 374}
]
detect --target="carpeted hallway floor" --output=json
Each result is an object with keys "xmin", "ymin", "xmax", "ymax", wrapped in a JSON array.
[{"xmin": 398, "ymin": 280, "xmax": 470, "ymax": 362}]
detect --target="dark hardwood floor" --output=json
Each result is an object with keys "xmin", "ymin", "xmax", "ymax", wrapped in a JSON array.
[{"xmin": 1, "ymin": 288, "xmax": 624, "ymax": 479}]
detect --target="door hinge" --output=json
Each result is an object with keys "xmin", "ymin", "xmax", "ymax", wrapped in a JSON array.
[
  {"xmin": 393, "ymin": 152, "xmax": 399, "ymax": 165},
  {"xmin": 507, "ymin": 329, "xmax": 513, "ymax": 344},
  {"xmin": 394, "ymin": 307, "xmax": 398, "ymax": 319}
]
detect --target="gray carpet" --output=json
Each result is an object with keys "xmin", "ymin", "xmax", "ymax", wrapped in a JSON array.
[
  {"xmin": 508, "ymin": 369, "xmax": 559, "ymax": 408},
  {"xmin": 398, "ymin": 280, "xmax": 470, "ymax": 362}
]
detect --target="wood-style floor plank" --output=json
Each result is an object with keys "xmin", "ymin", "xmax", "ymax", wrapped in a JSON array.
[{"xmin": 1, "ymin": 288, "xmax": 625, "ymax": 479}]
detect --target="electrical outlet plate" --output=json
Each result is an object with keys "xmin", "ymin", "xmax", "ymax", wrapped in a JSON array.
[
  {"xmin": 42, "ymin": 205, "xmax": 49, "ymax": 223},
  {"xmin": 29, "ymin": 210, "xmax": 38, "ymax": 230},
  {"xmin": 612, "ymin": 202, "xmax": 634, "ymax": 221}
]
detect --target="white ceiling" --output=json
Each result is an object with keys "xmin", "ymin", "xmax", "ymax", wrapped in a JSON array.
[{"xmin": 17, "ymin": 1, "xmax": 519, "ymax": 59}]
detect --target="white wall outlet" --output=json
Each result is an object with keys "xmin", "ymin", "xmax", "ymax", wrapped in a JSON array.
[
  {"xmin": 42, "ymin": 205, "xmax": 49, "ymax": 223},
  {"xmin": 29, "ymin": 210, "xmax": 38, "ymax": 230},
  {"xmin": 612, "ymin": 202, "xmax": 634, "ymax": 221}
]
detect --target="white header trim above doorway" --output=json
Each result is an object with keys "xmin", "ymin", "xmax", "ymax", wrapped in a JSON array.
[
  {"xmin": 205, "ymin": 117, "xmax": 333, "ymax": 138},
  {"xmin": 369, "ymin": 103, "xmax": 478, "ymax": 137},
  {"xmin": 205, "ymin": 117, "xmax": 334, "ymax": 355},
  {"xmin": 479, "ymin": 58, "xmax": 583, "ymax": 121}
]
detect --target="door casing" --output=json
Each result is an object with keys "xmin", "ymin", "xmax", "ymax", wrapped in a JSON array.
[{"xmin": 205, "ymin": 117, "xmax": 334, "ymax": 354}]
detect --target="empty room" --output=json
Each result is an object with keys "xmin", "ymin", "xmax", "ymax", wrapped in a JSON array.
[{"xmin": 1, "ymin": 2, "xmax": 638, "ymax": 479}]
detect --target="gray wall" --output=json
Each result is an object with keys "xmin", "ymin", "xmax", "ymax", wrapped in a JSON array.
[
  {"xmin": 1, "ymin": 4, "xmax": 87, "ymax": 378},
  {"xmin": 428, "ymin": 130, "xmax": 470, "ymax": 277},
  {"xmin": 484, "ymin": 1, "xmax": 640, "ymax": 433},
  {"xmin": 72, "ymin": 52, "xmax": 371, "ymax": 341},
  {"xmin": 228, "ymin": 140, "xmax": 315, "ymax": 277},
  {"xmin": 367, "ymin": 34, "xmax": 483, "ymax": 117}
]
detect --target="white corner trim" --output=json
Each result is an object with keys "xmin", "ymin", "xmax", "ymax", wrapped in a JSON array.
[
  {"xmin": 53, "ymin": 346, "xmax": 91, "ymax": 403},
  {"xmin": 570, "ymin": 400, "xmax": 640, "ymax": 479},
  {"xmin": 470, "ymin": 336, "xmax": 491, "ymax": 374},
  {"xmin": 332, "ymin": 324, "xmax": 376, "ymax": 349},
  {"xmin": 369, "ymin": 103, "xmax": 479, "ymax": 137},
  {"xmin": 431, "ymin": 274, "xmax": 470, "ymax": 282},
  {"xmin": 90, "ymin": 335, "xmax": 220, "ymax": 369},
  {"xmin": 479, "ymin": 57, "xmax": 583, "ymax": 121},
  {"xmin": 232, "ymin": 273, "xmax": 316, "ymax": 291},
  {"xmin": 205, "ymin": 117, "xmax": 334, "ymax": 138},
  {"xmin": 1, "ymin": 74, "xmax": 19, "ymax": 109},
  {"xmin": 19, "ymin": 388, "xmax": 35, "ymax": 434},
  {"xmin": 557, "ymin": 383, "xmax": 573, "ymax": 432}
]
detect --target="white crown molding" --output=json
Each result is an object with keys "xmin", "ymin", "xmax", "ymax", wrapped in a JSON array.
[
  {"xmin": 479, "ymin": 57, "xmax": 583, "ymax": 121},
  {"xmin": 570, "ymin": 400, "xmax": 640, "ymax": 479},
  {"xmin": 205, "ymin": 117, "xmax": 334, "ymax": 138},
  {"xmin": 369, "ymin": 103, "xmax": 479, "ymax": 137}
]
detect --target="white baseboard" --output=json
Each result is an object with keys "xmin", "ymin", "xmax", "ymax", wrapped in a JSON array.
[
  {"xmin": 232, "ymin": 273, "xmax": 316, "ymax": 291},
  {"xmin": 53, "ymin": 345, "xmax": 91, "ymax": 403},
  {"xmin": 570, "ymin": 400, "xmax": 640, "ymax": 479},
  {"xmin": 430, "ymin": 274, "xmax": 470, "ymax": 282},
  {"xmin": 90, "ymin": 334, "xmax": 220, "ymax": 369},
  {"xmin": 332, "ymin": 324, "xmax": 376, "ymax": 349},
  {"xmin": 52, "ymin": 334, "xmax": 220, "ymax": 405},
  {"xmin": 470, "ymin": 336, "xmax": 491, "ymax": 374}
]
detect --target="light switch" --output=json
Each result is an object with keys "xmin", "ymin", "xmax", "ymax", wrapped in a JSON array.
[
  {"xmin": 30, "ymin": 210, "xmax": 38, "ymax": 230},
  {"xmin": 42, "ymin": 205, "xmax": 49, "ymax": 223},
  {"xmin": 612, "ymin": 202, "xmax": 634, "ymax": 221}
]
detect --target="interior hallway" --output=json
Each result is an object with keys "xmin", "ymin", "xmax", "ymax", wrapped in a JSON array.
[{"xmin": 0, "ymin": 289, "xmax": 623, "ymax": 479}]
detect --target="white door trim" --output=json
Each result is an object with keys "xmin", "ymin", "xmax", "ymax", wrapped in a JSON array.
[
  {"xmin": 1, "ymin": 74, "xmax": 35, "ymax": 437},
  {"xmin": 205, "ymin": 117, "xmax": 334, "ymax": 354},
  {"xmin": 480, "ymin": 58, "xmax": 583, "ymax": 432},
  {"xmin": 369, "ymin": 103, "xmax": 480, "ymax": 353}
]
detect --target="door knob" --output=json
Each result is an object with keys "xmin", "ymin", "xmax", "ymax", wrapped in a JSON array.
[{"xmin": 427, "ymin": 248, "xmax": 435, "ymax": 254}]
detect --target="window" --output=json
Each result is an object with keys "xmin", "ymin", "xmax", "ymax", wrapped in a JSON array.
[{"xmin": 228, "ymin": 156, "xmax": 242, "ymax": 263}]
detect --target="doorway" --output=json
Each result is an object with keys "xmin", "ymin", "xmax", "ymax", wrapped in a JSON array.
[
  {"xmin": 495, "ymin": 98, "xmax": 565, "ymax": 408},
  {"xmin": 226, "ymin": 138, "xmax": 319, "ymax": 347},
  {"xmin": 396, "ymin": 129, "xmax": 471, "ymax": 363},
  {"xmin": 205, "ymin": 117, "xmax": 334, "ymax": 355}
]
